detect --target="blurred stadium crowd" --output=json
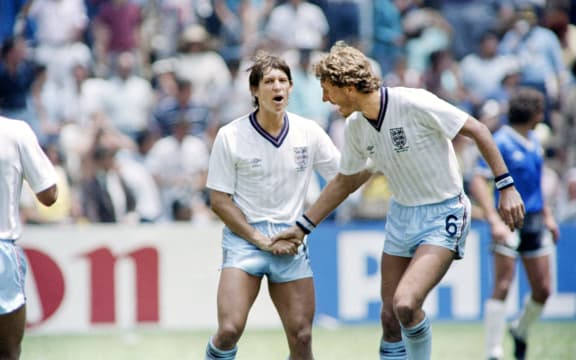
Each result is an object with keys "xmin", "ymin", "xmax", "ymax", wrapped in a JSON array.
[{"xmin": 2, "ymin": 0, "xmax": 576, "ymax": 225}]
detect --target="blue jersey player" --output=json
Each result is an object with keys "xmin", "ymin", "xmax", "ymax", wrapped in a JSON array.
[{"xmin": 471, "ymin": 87, "xmax": 560, "ymax": 360}]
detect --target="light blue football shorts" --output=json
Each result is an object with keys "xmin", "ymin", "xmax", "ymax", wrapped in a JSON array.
[
  {"xmin": 384, "ymin": 193, "xmax": 471, "ymax": 260},
  {"xmin": 0, "ymin": 240, "xmax": 27, "ymax": 314},
  {"xmin": 221, "ymin": 221, "xmax": 313, "ymax": 283}
]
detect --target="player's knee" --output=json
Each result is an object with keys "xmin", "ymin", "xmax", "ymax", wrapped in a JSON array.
[
  {"xmin": 216, "ymin": 323, "xmax": 243, "ymax": 348},
  {"xmin": 492, "ymin": 280, "xmax": 512, "ymax": 299},
  {"xmin": 380, "ymin": 309, "xmax": 402, "ymax": 340},
  {"xmin": 393, "ymin": 297, "xmax": 418, "ymax": 327},
  {"xmin": 532, "ymin": 285, "xmax": 551, "ymax": 303},
  {"xmin": 380, "ymin": 307, "xmax": 397, "ymax": 328}
]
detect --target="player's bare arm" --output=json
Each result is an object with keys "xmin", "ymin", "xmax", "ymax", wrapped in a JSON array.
[
  {"xmin": 36, "ymin": 184, "xmax": 58, "ymax": 206},
  {"xmin": 469, "ymin": 174, "xmax": 512, "ymax": 244},
  {"xmin": 273, "ymin": 170, "xmax": 372, "ymax": 245},
  {"xmin": 543, "ymin": 205, "xmax": 560, "ymax": 243},
  {"xmin": 210, "ymin": 190, "xmax": 273, "ymax": 251},
  {"xmin": 459, "ymin": 116, "xmax": 525, "ymax": 231}
]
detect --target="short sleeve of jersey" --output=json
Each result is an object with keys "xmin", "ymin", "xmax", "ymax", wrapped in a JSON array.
[
  {"xmin": 409, "ymin": 89, "xmax": 469, "ymax": 140},
  {"xmin": 310, "ymin": 121, "xmax": 341, "ymax": 181},
  {"xmin": 18, "ymin": 123, "xmax": 57, "ymax": 193},
  {"xmin": 339, "ymin": 114, "xmax": 368, "ymax": 175},
  {"xmin": 206, "ymin": 128, "xmax": 235, "ymax": 194}
]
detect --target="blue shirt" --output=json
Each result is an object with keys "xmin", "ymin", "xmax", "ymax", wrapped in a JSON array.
[
  {"xmin": 0, "ymin": 60, "xmax": 40, "ymax": 110},
  {"xmin": 477, "ymin": 125, "xmax": 544, "ymax": 213}
]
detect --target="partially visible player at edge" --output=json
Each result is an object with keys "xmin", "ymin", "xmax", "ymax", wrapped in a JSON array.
[
  {"xmin": 470, "ymin": 87, "xmax": 560, "ymax": 360},
  {"xmin": 273, "ymin": 41, "xmax": 526, "ymax": 360},
  {"xmin": 204, "ymin": 51, "xmax": 352, "ymax": 359},
  {"xmin": 0, "ymin": 117, "xmax": 58, "ymax": 360}
]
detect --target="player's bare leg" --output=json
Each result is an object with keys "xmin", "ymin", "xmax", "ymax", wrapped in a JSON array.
[
  {"xmin": 509, "ymin": 254, "xmax": 551, "ymax": 360},
  {"xmin": 207, "ymin": 268, "xmax": 262, "ymax": 359},
  {"xmin": 269, "ymin": 277, "xmax": 315, "ymax": 360},
  {"xmin": 485, "ymin": 252, "xmax": 516, "ymax": 360},
  {"xmin": 380, "ymin": 253, "xmax": 410, "ymax": 359},
  {"xmin": 393, "ymin": 244, "xmax": 455, "ymax": 360},
  {"xmin": 0, "ymin": 304, "xmax": 25, "ymax": 360}
]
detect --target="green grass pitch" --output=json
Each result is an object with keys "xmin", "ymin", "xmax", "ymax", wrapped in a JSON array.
[{"xmin": 22, "ymin": 321, "xmax": 575, "ymax": 359}]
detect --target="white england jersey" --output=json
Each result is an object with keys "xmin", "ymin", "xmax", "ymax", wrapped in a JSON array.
[
  {"xmin": 207, "ymin": 111, "xmax": 340, "ymax": 224},
  {"xmin": 340, "ymin": 87, "xmax": 468, "ymax": 206},
  {"xmin": 0, "ymin": 118, "xmax": 57, "ymax": 240}
]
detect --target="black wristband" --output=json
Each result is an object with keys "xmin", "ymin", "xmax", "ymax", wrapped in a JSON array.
[
  {"xmin": 494, "ymin": 173, "xmax": 514, "ymax": 191},
  {"xmin": 302, "ymin": 214, "xmax": 316, "ymax": 228},
  {"xmin": 295, "ymin": 221, "xmax": 311, "ymax": 235},
  {"xmin": 296, "ymin": 214, "xmax": 316, "ymax": 234}
]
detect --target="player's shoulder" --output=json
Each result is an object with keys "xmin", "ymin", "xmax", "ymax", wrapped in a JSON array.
[
  {"xmin": 388, "ymin": 86, "xmax": 435, "ymax": 102},
  {"xmin": 216, "ymin": 113, "xmax": 252, "ymax": 135},
  {"xmin": 0, "ymin": 116, "xmax": 35, "ymax": 138}
]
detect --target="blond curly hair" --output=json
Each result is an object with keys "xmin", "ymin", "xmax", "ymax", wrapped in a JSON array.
[{"xmin": 314, "ymin": 41, "xmax": 381, "ymax": 94}]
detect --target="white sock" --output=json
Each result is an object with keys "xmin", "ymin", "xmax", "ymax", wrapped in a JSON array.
[
  {"xmin": 485, "ymin": 298, "xmax": 506, "ymax": 359},
  {"xmin": 512, "ymin": 296, "xmax": 544, "ymax": 339},
  {"xmin": 401, "ymin": 316, "xmax": 431, "ymax": 360}
]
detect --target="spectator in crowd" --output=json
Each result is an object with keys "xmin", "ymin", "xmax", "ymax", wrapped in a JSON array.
[
  {"xmin": 146, "ymin": 116, "xmax": 211, "ymax": 222},
  {"xmin": 28, "ymin": 0, "xmax": 91, "ymax": 86},
  {"xmin": 383, "ymin": 55, "xmax": 423, "ymax": 89},
  {"xmin": 438, "ymin": 0, "xmax": 499, "ymax": 60},
  {"xmin": 101, "ymin": 51, "xmax": 155, "ymax": 139},
  {"xmin": 140, "ymin": 0, "xmax": 202, "ymax": 61},
  {"xmin": 265, "ymin": 0, "xmax": 329, "ymax": 52},
  {"xmin": 0, "ymin": 36, "xmax": 48, "ymax": 143},
  {"xmin": 481, "ymin": 64, "xmax": 523, "ymax": 130},
  {"xmin": 212, "ymin": 0, "xmax": 255, "ymax": 64},
  {"xmin": 324, "ymin": 0, "xmax": 361, "ymax": 48},
  {"xmin": 498, "ymin": 4, "xmax": 568, "ymax": 126},
  {"xmin": 116, "ymin": 129, "xmax": 164, "ymax": 223},
  {"xmin": 459, "ymin": 30, "xmax": 519, "ymax": 117},
  {"xmin": 370, "ymin": 0, "xmax": 405, "ymax": 76},
  {"xmin": 211, "ymin": 56, "xmax": 254, "ymax": 128},
  {"xmin": 542, "ymin": 2, "xmax": 575, "ymax": 70},
  {"xmin": 172, "ymin": 24, "xmax": 231, "ymax": 108},
  {"xmin": 81, "ymin": 143, "xmax": 138, "ymax": 223},
  {"xmin": 0, "ymin": 0, "xmax": 34, "ymax": 45},
  {"xmin": 93, "ymin": 0, "xmax": 143, "ymax": 77},
  {"xmin": 153, "ymin": 77, "xmax": 213, "ymax": 140},
  {"xmin": 422, "ymin": 48, "xmax": 470, "ymax": 111},
  {"xmin": 287, "ymin": 48, "xmax": 332, "ymax": 129},
  {"xmin": 402, "ymin": 6, "xmax": 452, "ymax": 74},
  {"xmin": 558, "ymin": 59, "xmax": 576, "ymax": 170}
]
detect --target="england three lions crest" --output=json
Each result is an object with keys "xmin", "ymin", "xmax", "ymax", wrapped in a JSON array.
[
  {"xmin": 294, "ymin": 147, "xmax": 309, "ymax": 171},
  {"xmin": 389, "ymin": 127, "xmax": 409, "ymax": 153}
]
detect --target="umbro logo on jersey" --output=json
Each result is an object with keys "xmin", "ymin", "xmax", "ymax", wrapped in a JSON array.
[
  {"xmin": 249, "ymin": 158, "xmax": 262, "ymax": 168},
  {"xmin": 389, "ymin": 127, "xmax": 409, "ymax": 153}
]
